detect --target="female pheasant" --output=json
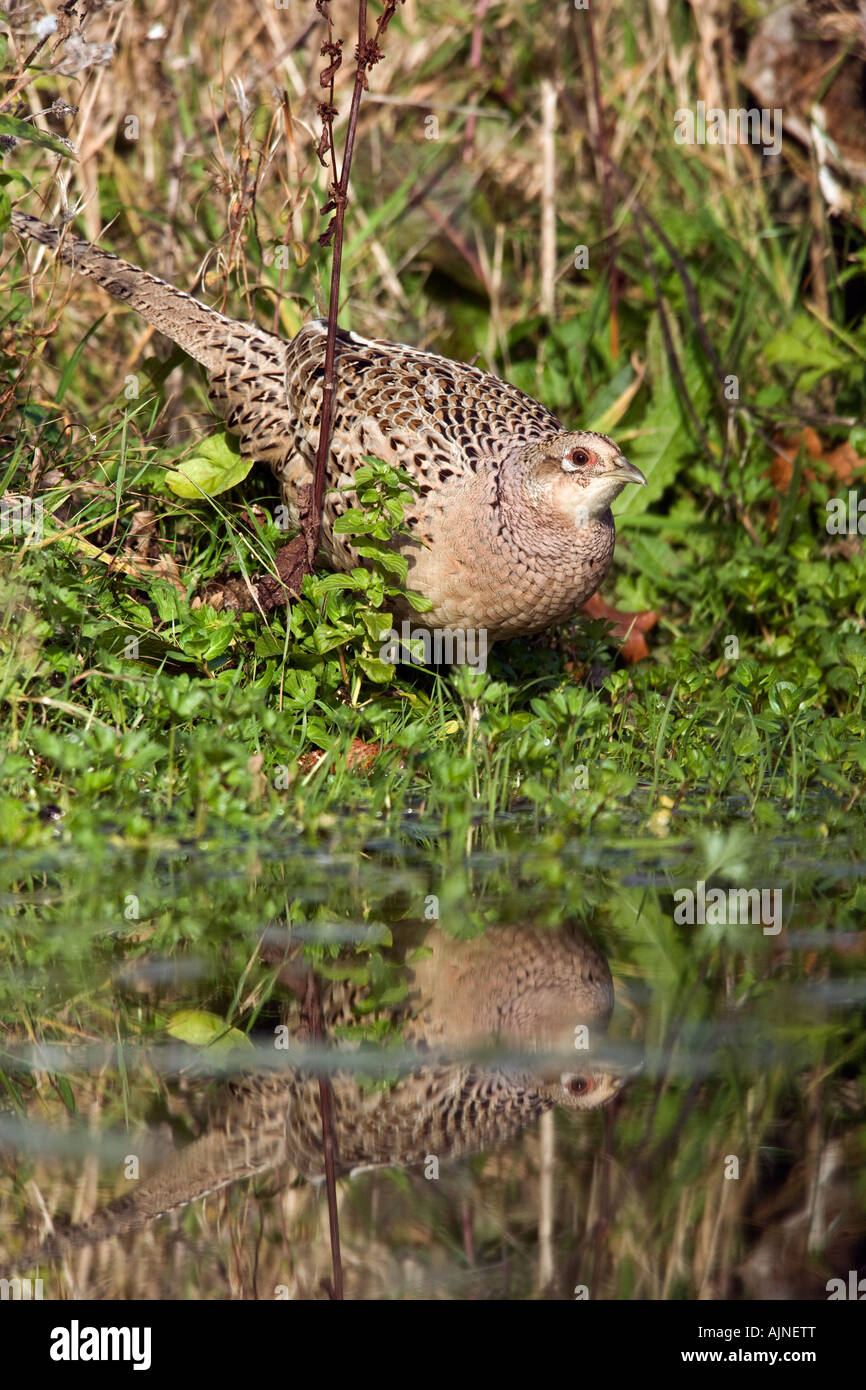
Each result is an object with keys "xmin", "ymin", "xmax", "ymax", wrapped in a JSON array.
[{"xmin": 11, "ymin": 211, "xmax": 646, "ymax": 638}]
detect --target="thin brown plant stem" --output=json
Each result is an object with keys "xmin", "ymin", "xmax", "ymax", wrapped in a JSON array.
[
  {"xmin": 308, "ymin": 0, "xmax": 369, "ymax": 567},
  {"xmin": 584, "ymin": 4, "xmax": 618, "ymax": 360},
  {"xmin": 588, "ymin": 1099, "xmax": 615, "ymax": 1295},
  {"xmin": 537, "ymin": 1106, "xmax": 555, "ymax": 1291},
  {"xmin": 462, "ymin": 0, "xmax": 489, "ymax": 163},
  {"xmin": 306, "ymin": 0, "xmax": 404, "ymax": 565},
  {"xmin": 317, "ymin": 1076, "xmax": 342, "ymax": 1299},
  {"xmin": 539, "ymin": 78, "xmax": 557, "ymax": 320},
  {"xmin": 301, "ymin": 969, "xmax": 343, "ymax": 1300},
  {"xmin": 274, "ymin": 93, "xmax": 297, "ymax": 335},
  {"xmin": 257, "ymin": 1, "xmax": 402, "ymax": 610}
]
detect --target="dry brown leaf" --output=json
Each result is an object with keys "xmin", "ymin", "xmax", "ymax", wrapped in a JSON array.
[
  {"xmin": 298, "ymin": 738, "xmax": 400, "ymax": 776},
  {"xmin": 581, "ymin": 591, "xmax": 659, "ymax": 664}
]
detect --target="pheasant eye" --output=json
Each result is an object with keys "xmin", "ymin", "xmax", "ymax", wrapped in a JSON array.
[
  {"xmin": 562, "ymin": 448, "xmax": 593, "ymax": 472},
  {"xmin": 566, "ymin": 1076, "xmax": 595, "ymax": 1096}
]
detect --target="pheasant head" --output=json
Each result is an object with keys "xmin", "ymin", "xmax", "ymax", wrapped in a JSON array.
[{"xmin": 517, "ymin": 431, "xmax": 648, "ymax": 528}]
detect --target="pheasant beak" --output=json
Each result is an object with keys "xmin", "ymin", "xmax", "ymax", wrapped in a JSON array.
[{"xmin": 607, "ymin": 456, "xmax": 647, "ymax": 487}]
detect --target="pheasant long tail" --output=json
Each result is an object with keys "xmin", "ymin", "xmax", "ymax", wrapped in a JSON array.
[
  {"xmin": 2, "ymin": 1077, "xmax": 295, "ymax": 1272},
  {"xmin": 10, "ymin": 210, "xmax": 299, "ymax": 482},
  {"xmin": 10, "ymin": 210, "xmax": 277, "ymax": 376}
]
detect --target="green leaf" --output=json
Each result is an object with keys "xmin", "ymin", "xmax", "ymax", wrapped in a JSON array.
[
  {"xmin": 405, "ymin": 946, "xmax": 434, "ymax": 963},
  {"xmin": 178, "ymin": 619, "xmax": 235, "ymax": 661},
  {"xmin": 0, "ymin": 169, "xmax": 33, "ymax": 190},
  {"xmin": 317, "ymin": 961, "xmax": 372, "ymax": 984},
  {"xmin": 359, "ymin": 609, "xmax": 395, "ymax": 642},
  {"xmin": 357, "ymin": 655, "xmax": 395, "ymax": 683},
  {"xmin": 402, "ymin": 589, "xmax": 434, "ymax": 613},
  {"xmin": 333, "ymin": 509, "xmax": 373, "ymax": 535},
  {"xmin": 763, "ymin": 314, "xmax": 854, "ymax": 394},
  {"xmin": 165, "ymin": 432, "xmax": 252, "ymax": 498},
  {"xmin": 0, "ymin": 113, "xmax": 77, "ymax": 159},
  {"xmin": 166, "ymin": 1009, "xmax": 253, "ymax": 1052},
  {"xmin": 56, "ymin": 317, "xmax": 106, "ymax": 404},
  {"xmin": 284, "ymin": 669, "xmax": 317, "ymax": 705},
  {"xmin": 617, "ymin": 311, "xmax": 705, "ymax": 516},
  {"xmin": 355, "ymin": 545, "xmax": 407, "ymax": 579},
  {"xmin": 151, "ymin": 581, "xmax": 181, "ymax": 623},
  {"xmin": 317, "ymin": 571, "xmax": 369, "ymax": 593},
  {"xmin": 51, "ymin": 1074, "xmax": 76, "ymax": 1113},
  {"xmin": 312, "ymin": 622, "xmax": 357, "ymax": 654},
  {"xmin": 255, "ymin": 630, "xmax": 284, "ymax": 658}
]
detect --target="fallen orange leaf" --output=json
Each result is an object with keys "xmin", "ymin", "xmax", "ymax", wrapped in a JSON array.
[{"xmin": 582, "ymin": 592, "xmax": 659, "ymax": 663}]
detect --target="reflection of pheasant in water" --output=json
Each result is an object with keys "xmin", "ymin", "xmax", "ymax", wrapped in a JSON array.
[{"xmin": 10, "ymin": 925, "xmax": 632, "ymax": 1265}]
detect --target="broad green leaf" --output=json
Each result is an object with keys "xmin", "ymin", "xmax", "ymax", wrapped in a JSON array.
[
  {"xmin": 166, "ymin": 1009, "xmax": 252, "ymax": 1052},
  {"xmin": 312, "ymin": 622, "xmax": 358, "ymax": 654},
  {"xmin": 317, "ymin": 961, "xmax": 372, "ymax": 984},
  {"xmin": 355, "ymin": 545, "xmax": 407, "ymax": 579},
  {"xmin": 284, "ymin": 669, "xmax": 317, "ymax": 704},
  {"xmin": 333, "ymin": 508, "xmax": 373, "ymax": 535},
  {"xmin": 359, "ymin": 609, "xmax": 395, "ymax": 642},
  {"xmin": 357, "ymin": 655, "xmax": 395, "ymax": 683},
  {"xmin": 165, "ymin": 432, "xmax": 252, "ymax": 498},
  {"xmin": 402, "ymin": 589, "xmax": 434, "ymax": 613},
  {"xmin": 178, "ymin": 620, "xmax": 235, "ymax": 661}
]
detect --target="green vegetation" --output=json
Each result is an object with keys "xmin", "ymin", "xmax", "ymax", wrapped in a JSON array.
[{"xmin": 0, "ymin": 0, "xmax": 864, "ymax": 1300}]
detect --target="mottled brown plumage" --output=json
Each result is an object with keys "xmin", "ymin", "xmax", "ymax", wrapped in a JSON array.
[
  {"xmin": 11, "ymin": 211, "xmax": 646, "ymax": 638},
  {"xmin": 7, "ymin": 925, "xmax": 632, "ymax": 1264}
]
